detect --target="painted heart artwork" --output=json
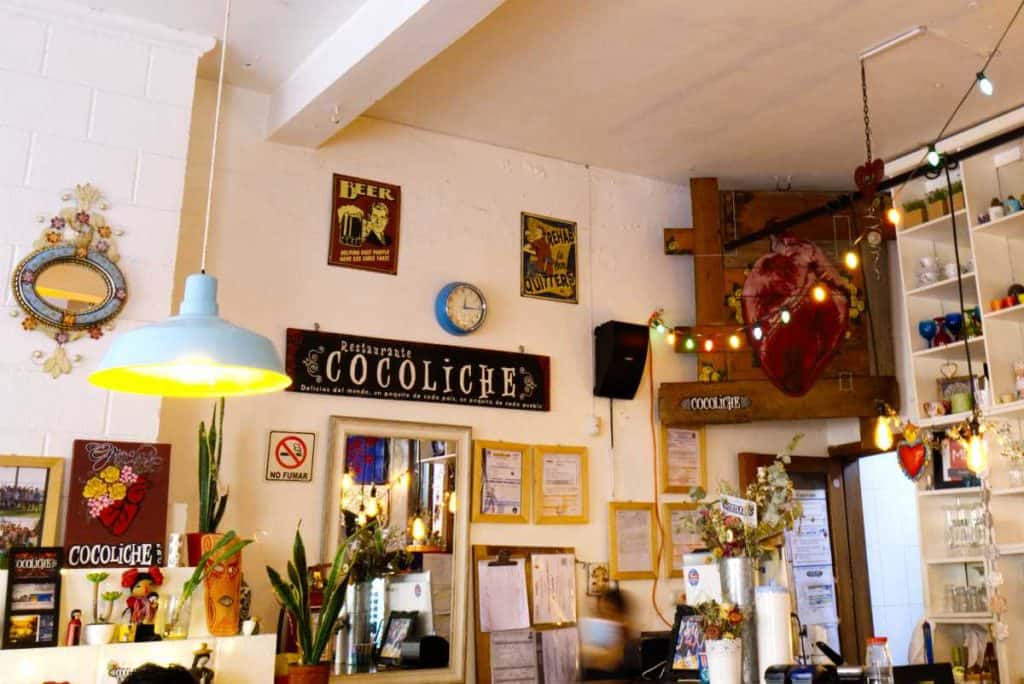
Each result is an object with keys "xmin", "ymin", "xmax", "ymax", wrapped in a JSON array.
[
  {"xmin": 64, "ymin": 440, "xmax": 170, "ymax": 567},
  {"xmin": 740, "ymin": 234, "xmax": 852, "ymax": 396},
  {"xmin": 897, "ymin": 440, "xmax": 928, "ymax": 481}
]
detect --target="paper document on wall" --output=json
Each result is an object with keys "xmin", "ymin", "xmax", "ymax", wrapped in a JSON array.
[
  {"xmin": 477, "ymin": 559, "xmax": 531, "ymax": 632},
  {"xmin": 482, "ymin": 448, "xmax": 525, "ymax": 515},
  {"xmin": 531, "ymin": 553, "xmax": 577, "ymax": 625},
  {"xmin": 787, "ymin": 490, "xmax": 832, "ymax": 567},
  {"xmin": 491, "ymin": 629, "xmax": 539, "ymax": 684},
  {"xmin": 539, "ymin": 627, "xmax": 580, "ymax": 684},
  {"xmin": 793, "ymin": 565, "xmax": 838, "ymax": 625}
]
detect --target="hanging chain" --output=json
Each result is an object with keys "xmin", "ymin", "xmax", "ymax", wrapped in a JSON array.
[{"xmin": 861, "ymin": 60, "xmax": 873, "ymax": 163}]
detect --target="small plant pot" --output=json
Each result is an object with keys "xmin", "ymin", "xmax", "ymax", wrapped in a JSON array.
[
  {"xmin": 952, "ymin": 191, "xmax": 966, "ymax": 212},
  {"xmin": 83, "ymin": 622, "xmax": 116, "ymax": 645},
  {"xmin": 289, "ymin": 663, "xmax": 331, "ymax": 684},
  {"xmin": 903, "ymin": 207, "xmax": 928, "ymax": 228},
  {"xmin": 927, "ymin": 198, "xmax": 949, "ymax": 220},
  {"xmin": 705, "ymin": 638, "xmax": 742, "ymax": 684}
]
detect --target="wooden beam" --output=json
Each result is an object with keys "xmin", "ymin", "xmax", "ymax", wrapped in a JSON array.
[
  {"xmin": 664, "ymin": 228, "xmax": 694, "ymax": 255},
  {"xmin": 659, "ymin": 375, "xmax": 898, "ymax": 426},
  {"xmin": 690, "ymin": 178, "xmax": 729, "ymax": 325}
]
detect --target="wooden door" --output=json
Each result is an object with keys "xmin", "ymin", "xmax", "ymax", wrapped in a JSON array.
[{"xmin": 739, "ymin": 453, "xmax": 873, "ymax": 664}]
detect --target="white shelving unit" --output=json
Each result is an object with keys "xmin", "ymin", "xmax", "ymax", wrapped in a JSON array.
[{"xmin": 893, "ymin": 130, "xmax": 1024, "ymax": 684}]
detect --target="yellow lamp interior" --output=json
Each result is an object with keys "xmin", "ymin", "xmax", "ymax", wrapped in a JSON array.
[{"xmin": 89, "ymin": 359, "xmax": 292, "ymax": 397}]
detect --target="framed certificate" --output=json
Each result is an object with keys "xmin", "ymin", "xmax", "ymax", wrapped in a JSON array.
[
  {"xmin": 533, "ymin": 445, "xmax": 588, "ymax": 524},
  {"xmin": 663, "ymin": 502, "xmax": 701, "ymax": 578},
  {"xmin": 660, "ymin": 426, "xmax": 706, "ymax": 494},
  {"xmin": 609, "ymin": 502, "xmax": 657, "ymax": 580},
  {"xmin": 471, "ymin": 441, "xmax": 531, "ymax": 523}
]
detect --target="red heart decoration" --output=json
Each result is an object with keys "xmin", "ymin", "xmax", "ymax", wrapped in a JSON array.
[
  {"xmin": 854, "ymin": 158, "xmax": 885, "ymax": 198},
  {"xmin": 897, "ymin": 441, "xmax": 928, "ymax": 481},
  {"xmin": 95, "ymin": 476, "xmax": 148, "ymax": 536},
  {"xmin": 742, "ymin": 235, "xmax": 850, "ymax": 396}
]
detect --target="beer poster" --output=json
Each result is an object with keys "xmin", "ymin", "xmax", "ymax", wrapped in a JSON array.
[
  {"xmin": 328, "ymin": 173, "xmax": 402, "ymax": 274},
  {"xmin": 63, "ymin": 440, "xmax": 171, "ymax": 568},
  {"xmin": 521, "ymin": 212, "xmax": 578, "ymax": 303},
  {"xmin": 2, "ymin": 547, "xmax": 62, "ymax": 649}
]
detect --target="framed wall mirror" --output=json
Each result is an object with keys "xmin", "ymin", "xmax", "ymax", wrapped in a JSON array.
[{"xmin": 325, "ymin": 416, "xmax": 471, "ymax": 683}]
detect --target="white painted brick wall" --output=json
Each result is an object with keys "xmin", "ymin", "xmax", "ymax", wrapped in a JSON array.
[{"xmin": 0, "ymin": 3, "xmax": 211, "ymax": 469}]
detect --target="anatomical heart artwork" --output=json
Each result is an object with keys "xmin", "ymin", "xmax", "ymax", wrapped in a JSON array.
[{"xmin": 64, "ymin": 440, "xmax": 170, "ymax": 568}]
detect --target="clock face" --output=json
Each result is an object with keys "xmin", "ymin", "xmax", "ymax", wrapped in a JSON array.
[{"xmin": 444, "ymin": 284, "xmax": 486, "ymax": 333}]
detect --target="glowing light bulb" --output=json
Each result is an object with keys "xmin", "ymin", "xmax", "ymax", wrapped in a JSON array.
[
  {"xmin": 342, "ymin": 472, "xmax": 354, "ymax": 491},
  {"xmin": 780, "ymin": 308, "xmax": 791, "ymax": 324},
  {"xmin": 874, "ymin": 417, "xmax": 894, "ymax": 451},
  {"xmin": 655, "ymin": 322, "xmax": 667, "ymax": 334},
  {"xmin": 967, "ymin": 433, "xmax": 988, "ymax": 473},
  {"xmin": 886, "ymin": 207, "xmax": 901, "ymax": 226},
  {"xmin": 356, "ymin": 513, "xmax": 367, "ymax": 526},
  {"xmin": 365, "ymin": 497, "xmax": 379, "ymax": 518},
  {"xmin": 752, "ymin": 324, "xmax": 764, "ymax": 342},
  {"xmin": 927, "ymin": 145, "xmax": 941, "ymax": 168},
  {"xmin": 844, "ymin": 250, "xmax": 859, "ymax": 270},
  {"xmin": 728, "ymin": 334, "xmax": 741, "ymax": 350},
  {"xmin": 666, "ymin": 331, "xmax": 677, "ymax": 346},
  {"xmin": 448, "ymin": 492, "xmax": 457, "ymax": 513},
  {"xmin": 411, "ymin": 516, "xmax": 427, "ymax": 542},
  {"xmin": 399, "ymin": 471, "xmax": 411, "ymax": 489},
  {"xmin": 684, "ymin": 337, "xmax": 696, "ymax": 352},
  {"xmin": 977, "ymin": 71, "xmax": 994, "ymax": 96},
  {"xmin": 812, "ymin": 284, "xmax": 827, "ymax": 303},
  {"xmin": 703, "ymin": 338, "xmax": 714, "ymax": 353}
]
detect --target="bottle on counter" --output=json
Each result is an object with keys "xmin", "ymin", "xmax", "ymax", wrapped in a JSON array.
[
  {"xmin": 865, "ymin": 637, "xmax": 894, "ymax": 684},
  {"xmin": 982, "ymin": 641, "xmax": 999, "ymax": 684},
  {"xmin": 952, "ymin": 645, "xmax": 966, "ymax": 684}
]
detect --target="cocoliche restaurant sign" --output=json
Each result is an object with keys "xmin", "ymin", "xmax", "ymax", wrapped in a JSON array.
[{"xmin": 285, "ymin": 328, "xmax": 551, "ymax": 411}]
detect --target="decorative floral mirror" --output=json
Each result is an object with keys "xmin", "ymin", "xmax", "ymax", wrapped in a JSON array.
[{"xmin": 11, "ymin": 184, "xmax": 128, "ymax": 377}]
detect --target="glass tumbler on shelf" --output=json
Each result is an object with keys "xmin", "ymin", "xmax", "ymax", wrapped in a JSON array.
[
  {"xmin": 971, "ymin": 586, "xmax": 988, "ymax": 613},
  {"xmin": 944, "ymin": 505, "xmax": 960, "ymax": 552},
  {"xmin": 162, "ymin": 592, "xmax": 192, "ymax": 640},
  {"xmin": 953, "ymin": 586, "xmax": 969, "ymax": 614},
  {"xmin": 1009, "ymin": 461, "xmax": 1024, "ymax": 488},
  {"xmin": 969, "ymin": 504, "xmax": 987, "ymax": 550},
  {"xmin": 943, "ymin": 584, "xmax": 956, "ymax": 613}
]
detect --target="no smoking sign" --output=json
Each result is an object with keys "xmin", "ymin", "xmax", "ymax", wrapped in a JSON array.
[{"xmin": 265, "ymin": 430, "xmax": 316, "ymax": 482}]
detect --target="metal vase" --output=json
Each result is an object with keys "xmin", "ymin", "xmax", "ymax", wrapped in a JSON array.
[
  {"xmin": 719, "ymin": 556, "xmax": 758, "ymax": 684},
  {"xmin": 344, "ymin": 581, "xmax": 374, "ymax": 665}
]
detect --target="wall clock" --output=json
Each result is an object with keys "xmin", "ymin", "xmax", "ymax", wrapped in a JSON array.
[{"xmin": 435, "ymin": 282, "xmax": 487, "ymax": 335}]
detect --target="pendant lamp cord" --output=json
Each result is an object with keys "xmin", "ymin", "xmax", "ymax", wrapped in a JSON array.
[
  {"xmin": 200, "ymin": 0, "xmax": 232, "ymax": 274},
  {"xmin": 945, "ymin": 164, "xmax": 979, "ymax": 415}
]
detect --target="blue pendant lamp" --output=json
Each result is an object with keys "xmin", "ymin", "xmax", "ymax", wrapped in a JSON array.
[{"xmin": 89, "ymin": 0, "xmax": 290, "ymax": 398}]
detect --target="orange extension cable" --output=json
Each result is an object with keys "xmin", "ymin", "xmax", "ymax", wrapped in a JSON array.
[{"xmin": 647, "ymin": 349, "xmax": 673, "ymax": 629}]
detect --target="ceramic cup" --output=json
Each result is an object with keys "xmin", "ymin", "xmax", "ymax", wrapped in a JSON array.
[
  {"xmin": 920, "ymin": 256, "xmax": 938, "ymax": 270},
  {"xmin": 992, "ymin": 298, "xmax": 1005, "ymax": 311},
  {"xmin": 951, "ymin": 392, "xmax": 974, "ymax": 414},
  {"xmin": 1005, "ymin": 295, "xmax": 1019, "ymax": 309},
  {"xmin": 918, "ymin": 270, "xmax": 939, "ymax": 286},
  {"xmin": 924, "ymin": 401, "xmax": 947, "ymax": 417},
  {"xmin": 942, "ymin": 263, "xmax": 960, "ymax": 279},
  {"xmin": 991, "ymin": 205, "xmax": 1006, "ymax": 221}
]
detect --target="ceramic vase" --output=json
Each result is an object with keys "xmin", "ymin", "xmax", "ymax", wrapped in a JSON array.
[
  {"xmin": 82, "ymin": 622, "xmax": 116, "ymax": 645},
  {"xmin": 288, "ymin": 663, "xmax": 331, "ymax": 684},
  {"xmin": 944, "ymin": 312, "xmax": 964, "ymax": 341},
  {"xmin": 718, "ymin": 556, "xmax": 758, "ymax": 684},
  {"xmin": 705, "ymin": 638, "xmax": 743, "ymax": 684},
  {"xmin": 201, "ymin": 532, "xmax": 242, "ymax": 636}
]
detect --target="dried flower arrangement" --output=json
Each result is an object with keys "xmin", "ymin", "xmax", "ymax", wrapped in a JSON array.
[{"xmin": 695, "ymin": 600, "xmax": 746, "ymax": 640}]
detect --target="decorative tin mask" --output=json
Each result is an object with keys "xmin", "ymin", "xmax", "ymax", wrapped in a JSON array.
[{"xmin": 201, "ymin": 533, "xmax": 242, "ymax": 636}]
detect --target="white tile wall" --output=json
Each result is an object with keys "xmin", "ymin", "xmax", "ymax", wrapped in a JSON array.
[
  {"xmin": 0, "ymin": 3, "xmax": 206, "ymax": 455},
  {"xmin": 859, "ymin": 452, "xmax": 925, "ymax": 665}
]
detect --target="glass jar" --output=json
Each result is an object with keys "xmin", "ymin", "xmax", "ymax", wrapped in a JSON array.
[
  {"xmin": 1009, "ymin": 462, "xmax": 1024, "ymax": 488},
  {"xmin": 162, "ymin": 592, "xmax": 192, "ymax": 640}
]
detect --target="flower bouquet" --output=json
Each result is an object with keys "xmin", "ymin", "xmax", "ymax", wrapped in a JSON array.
[
  {"xmin": 82, "ymin": 465, "xmax": 149, "ymax": 536},
  {"xmin": 695, "ymin": 600, "xmax": 746, "ymax": 684}
]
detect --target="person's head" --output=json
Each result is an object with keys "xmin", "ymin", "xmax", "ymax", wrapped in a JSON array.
[
  {"xmin": 367, "ymin": 202, "xmax": 389, "ymax": 234},
  {"xmin": 122, "ymin": 664, "xmax": 195, "ymax": 683}
]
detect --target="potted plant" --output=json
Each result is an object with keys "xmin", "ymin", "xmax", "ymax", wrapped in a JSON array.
[
  {"xmin": 950, "ymin": 180, "xmax": 966, "ymax": 212},
  {"xmin": 267, "ymin": 526, "xmax": 361, "ymax": 684},
  {"xmin": 901, "ymin": 199, "xmax": 928, "ymax": 227},
  {"xmin": 83, "ymin": 572, "xmax": 121, "ymax": 645},
  {"xmin": 187, "ymin": 397, "xmax": 228, "ymax": 565},
  {"xmin": 164, "ymin": 530, "xmax": 252, "ymax": 640},
  {"xmin": 695, "ymin": 600, "xmax": 746, "ymax": 684},
  {"xmin": 927, "ymin": 187, "xmax": 950, "ymax": 220}
]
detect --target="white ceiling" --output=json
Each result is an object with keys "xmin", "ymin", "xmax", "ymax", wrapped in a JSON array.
[
  {"xmin": 60, "ymin": 0, "xmax": 370, "ymax": 92},
  {"xmin": 58, "ymin": 0, "xmax": 1024, "ymax": 189}
]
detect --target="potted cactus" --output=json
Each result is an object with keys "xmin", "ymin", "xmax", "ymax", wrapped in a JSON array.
[
  {"xmin": 187, "ymin": 397, "xmax": 229, "ymax": 565},
  {"xmin": 902, "ymin": 198, "xmax": 928, "ymax": 228},
  {"xmin": 83, "ymin": 572, "xmax": 122, "ymax": 645},
  {"xmin": 927, "ymin": 187, "xmax": 950, "ymax": 220}
]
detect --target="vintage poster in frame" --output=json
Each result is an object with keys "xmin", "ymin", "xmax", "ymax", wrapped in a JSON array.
[
  {"xmin": 660, "ymin": 426, "xmax": 707, "ymax": 494},
  {"xmin": 663, "ymin": 502, "xmax": 701, "ymax": 579},
  {"xmin": 64, "ymin": 440, "xmax": 171, "ymax": 568},
  {"xmin": 471, "ymin": 440, "xmax": 530, "ymax": 524},
  {"xmin": 328, "ymin": 173, "xmax": 402, "ymax": 275},
  {"xmin": 1, "ymin": 546, "xmax": 62, "ymax": 649},
  {"xmin": 533, "ymin": 445, "xmax": 588, "ymax": 524},
  {"xmin": 0, "ymin": 456, "xmax": 63, "ymax": 570},
  {"xmin": 608, "ymin": 502, "xmax": 657, "ymax": 580},
  {"xmin": 521, "ymin": 212, "xmax": 578, "ymax": 303}
]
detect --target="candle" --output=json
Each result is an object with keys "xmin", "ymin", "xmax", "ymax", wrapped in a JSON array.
[
  {"xmin": 172, "ymin": 502, "xmax": 187, "ymax": 533},
  {"xmin": 756, "ymin": 585, "xmax": 794, "ymax": 682}
]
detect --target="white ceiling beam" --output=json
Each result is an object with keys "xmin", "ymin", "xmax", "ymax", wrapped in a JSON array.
[{"xmin": 266, "ymin": 0, "xmax": 505, "ymax": 147}]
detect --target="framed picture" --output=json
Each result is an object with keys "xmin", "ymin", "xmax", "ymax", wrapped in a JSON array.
[
  {"xmin": 933, "ymin": 433, "xmax": 976, "ymax": 489},
  {"xmin": 664, "ymin": 502, "xmax": 702, "ymax": 579},
  {"xmin": 521, "ymin": 212, "xmax": 578, "ymax": 304},
  {"xmin": 936, "ymin": 375, "xmax": 980, "ymax": 402},
  {"xmin": 472, "ymin": 441, "xmax": 530, "ymax": 524},
  {"xmin": 609, "ymin": 502, "xmax": 657, "ymax": 580},
  {"xmin": 378, "ymin": 610, "xmax": 417, "ymax": 663},
  {"xmin": 533, "ymin": 445, "xmax": 588, "ymax": 524},
  {"xmin": 328, "ymin": 173, "xmax": 401, "ymax": 275},
  {"xmin": 660, "ymin": 426, "xmax": 706, "ymax": 494},
  {"xmin": 0, "ymin": 456, "xmax": 63, "ymax": 570},
  {"xmin": 669, "ymin": 604, "xmax": 703, "ymax": 673},
  {"xmin": 2, "ymin": 546, "xmax": 62, "ymax": 649}
]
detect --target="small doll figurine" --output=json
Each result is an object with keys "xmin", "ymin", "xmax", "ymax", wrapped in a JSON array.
[
  {"xmin": 120, "ymin": 566, "xmax": 164, "ymax": 642},
  {"xmin": 190, "ymin": 642, "xmax": 215, "ymax": 684},
  {"xmin": 65, "ymin": 609, "xmax": 82, "ymax": 646}
]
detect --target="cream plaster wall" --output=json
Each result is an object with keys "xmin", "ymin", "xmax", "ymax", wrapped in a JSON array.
[{"xmin": 158, "ymin": 81, "xmax": 859, "ymax": 645}]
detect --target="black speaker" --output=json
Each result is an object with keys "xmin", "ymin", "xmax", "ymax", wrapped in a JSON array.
[{"xmin": 594, "ymin": 321, "xmax": 650, "ymax": 399}]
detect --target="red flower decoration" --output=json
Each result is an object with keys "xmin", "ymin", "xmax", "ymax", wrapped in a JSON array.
[
  {"xmin": 75, "ymin": 211, "xmax": 90, "ymax": 225},
  {"xmin": 21, "ymin": 317, "xmax": 37, "ymax": 331},
  {"xmin": 89, "ymin": 326, "xmax": 103, "ymax": 339}
]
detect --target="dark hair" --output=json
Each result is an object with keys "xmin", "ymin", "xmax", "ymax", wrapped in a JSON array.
[
  {"xmin": 122, "ymin": 664, "xmax": 196, "ymax": 683},
  {"xmin": 600, "ymin": 586, "xmax": 629, "ymax": 615}
]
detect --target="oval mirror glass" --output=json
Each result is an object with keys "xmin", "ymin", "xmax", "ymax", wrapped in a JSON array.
[{"xmin": 34, "ymin": 261, "xmax": 108, "ymax": 313}]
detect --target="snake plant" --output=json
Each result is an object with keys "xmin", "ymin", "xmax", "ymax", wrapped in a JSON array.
[{"xmin": 198, "ymin": 397, "xmax": 227, "ymax": 534}]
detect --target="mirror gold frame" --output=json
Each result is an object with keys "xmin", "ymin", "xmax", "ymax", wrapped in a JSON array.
[{"xmin": 325, "ymin": 416, "xmax": 471, "ymax": 683}]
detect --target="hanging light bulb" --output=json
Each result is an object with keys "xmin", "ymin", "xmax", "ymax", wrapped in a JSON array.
[
  {"xmin": 411, "ymin": 515, "xmax": 428, "ymax": 542},
  {"xmin": 356, "ymin": 513, "xmax": 367, "ymax": 526},
  {"xmin": 684, "ymin": 337, "xmax": 696, "ymax": 352},
  {"xmin": 666, "ymin": 331, "xmax": 677, "ymax": 346},
  {"xmin": 977, "ymin": 71, "xmax": 994, "ymax": 96},
  {"xmin": 844, "ymin": 250, "xmax": 860, "ymax": 270},
  {"xmin": 448, "ymin": 491, "xmax": 457, "ymax": 513},
  {"xmin": 926, "ymin": 145, "xmax": 941, "ymax": 168},
  {"xmin": 364, "ymin": 497, "xmax": 379, "ymax": 518},
  {"xmin": 874, "ymin": 416, "xmax": 894, "ymax": 451},
  {"xmin": 780, "ymin": 308, "xmax": 791, "ymax": 324},
  {"xmin": 728, "ymin": 334, "xmax": 741, "ymax": 350},
  {"xmin": 342, "ymin": 472, "xmax": 354, "ymax": 491},
  {"xmin": 655, "ymin": 322, "xmax": 666, "ymax": 334},
  {"xmin": 886, "ymin": 207, "xmax": 901, "ymax": 226},
  {"xmin": 703, "ymin": 338, "xmax": 714, "ymax": 353},
  {"xmin": 812, "ymin": 284, "xmax": 827, "ymax": 303},
  {"xmin": 967, "ymin": 420, "xmax": 989, "ymax": 473},
  {"xmin": 751, "ymin": 324, "xmax": 764, "ymax": 342}
]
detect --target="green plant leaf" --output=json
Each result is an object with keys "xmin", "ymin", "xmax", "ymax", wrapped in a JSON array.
[
  {"xmin": 198, "ymin": 420, "xmax": 210, "ymax": 533},
  {"xmin": 210, "ymin": 492, "xmax": 228, "ymax": 533}
]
